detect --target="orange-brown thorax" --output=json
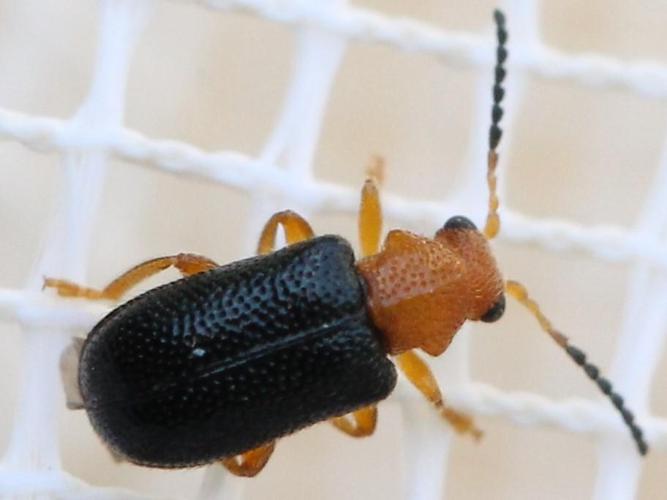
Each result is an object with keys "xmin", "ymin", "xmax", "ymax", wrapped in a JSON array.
[{"xmin": 356, "ymin": 227, "xmax": 504, "ymax": 356}]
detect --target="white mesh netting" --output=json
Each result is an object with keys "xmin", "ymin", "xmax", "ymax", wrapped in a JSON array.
[{"xmin": 0, "ymin": 0, "xmax": 666, "ymax": 499}]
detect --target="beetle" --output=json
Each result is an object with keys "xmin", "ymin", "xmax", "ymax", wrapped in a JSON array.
[{"xmin": 47, "ymin": 10, "xmax": 647, "ymax": 478}]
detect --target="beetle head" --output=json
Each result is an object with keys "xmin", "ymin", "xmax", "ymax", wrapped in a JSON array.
[{"xmin": 436, "ymin": 216, "xmax": 505, "ymax": 323}]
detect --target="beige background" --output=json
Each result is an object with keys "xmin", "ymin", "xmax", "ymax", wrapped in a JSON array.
[{"xmin": 0, "ymin": 0, "xmax": 666, "ymax": 499}]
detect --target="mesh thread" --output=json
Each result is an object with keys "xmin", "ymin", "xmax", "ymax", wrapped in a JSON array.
[{"xmin": 0, "ymin": 0, "xmax": 665, "ymax": 499}]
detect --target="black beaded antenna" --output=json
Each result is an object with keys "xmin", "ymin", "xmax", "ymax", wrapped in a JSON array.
[
  {"xmin": 566, "ymin": 344, "xmax": 648, "ymax": 455},
  {"xmin": 490, "ymin": 9, "xmax": 507, "ymax": 152},
  {"xmin": 483, "ymin": 9, "xmax": 508, "ymax": 240},
  {"xmin": 485, "ymin": 10, "xmax": 648, "ymax": 456},
  {"xmin": 505, "ymin": 279, "xmax": 649, "ymax": 455}
]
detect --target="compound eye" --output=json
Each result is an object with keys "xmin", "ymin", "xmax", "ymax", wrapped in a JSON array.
[
  {"xmin": 480, "ymin": 294, "xmax": 505, "ymax": 323},
  {"xmin": 443, "ymin": 215, "xmax": 477, "ymax": 231}
]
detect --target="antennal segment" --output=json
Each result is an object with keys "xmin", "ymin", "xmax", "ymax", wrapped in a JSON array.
[
  {"xmin": 505, "ymin": 280, "xmax": 649, "ymax": 456},
  {"xmin": 484, "ymin": 9, "xmax": 508, "ymax": 240}
]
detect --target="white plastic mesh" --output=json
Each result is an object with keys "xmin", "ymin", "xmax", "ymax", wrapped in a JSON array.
[{"xmin": 0, "ymin": 0, "xmax": 665, "ymax": 499}]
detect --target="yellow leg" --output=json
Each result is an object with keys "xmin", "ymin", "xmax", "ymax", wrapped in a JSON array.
[
  {"xmin": 44, "ymin": 253, "xmax": 218, "ymax": 301},
  {"xmin": 220, "ymin": 442, "xmax": 276, "ymax": 477},
  {"xmin": 331, "ymin": 406, "xmax": 377, "ymax": 438},
  {"xmin": 256, "ymin": 210, "xmax": 315, "ymax": 256},
  {"xmin": 359, "ymin": 156, "xmax": 384, "ymax": 258},
  {"xmin": 330, "ymin": 158, "xmax": 385, "ymax": 438},
  {"xmin": 396, "ymin": 350, "xmax": 482, "ymax": 440}
]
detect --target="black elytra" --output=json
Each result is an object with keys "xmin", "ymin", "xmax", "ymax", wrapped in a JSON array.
[{"xmin": 79, "ymin": 236, "xmax": 397, "ymax": 467}]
